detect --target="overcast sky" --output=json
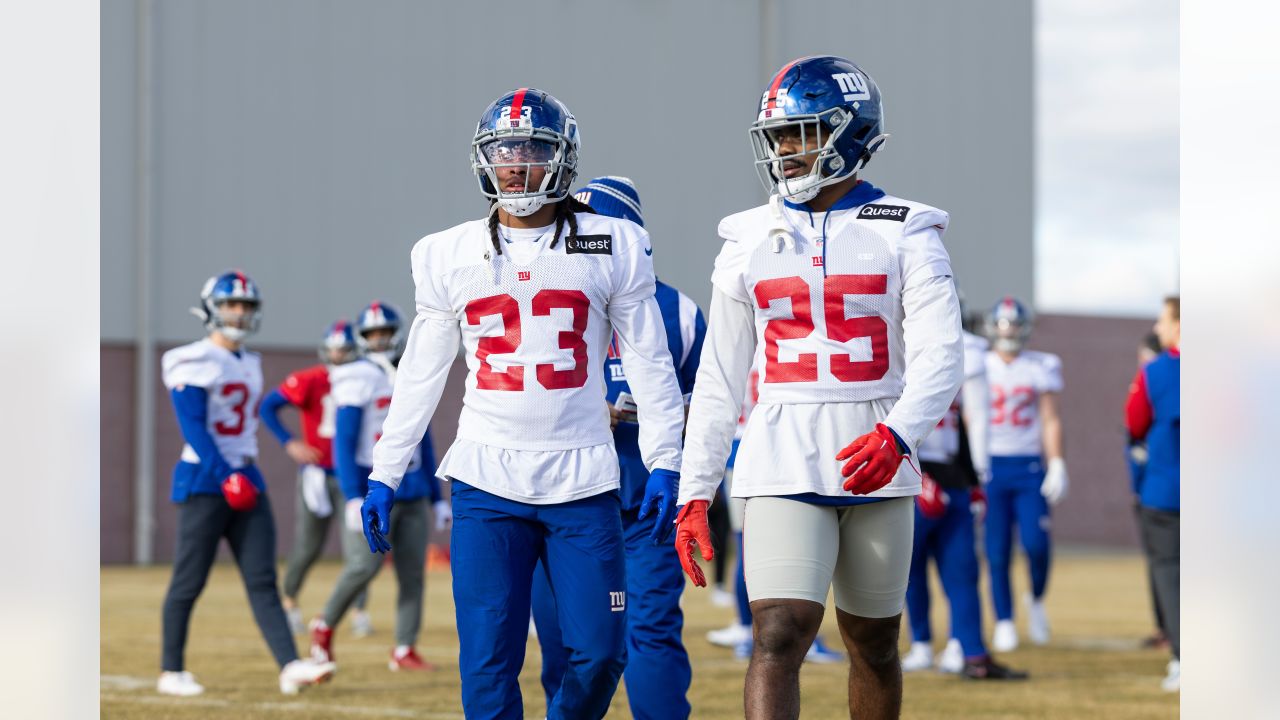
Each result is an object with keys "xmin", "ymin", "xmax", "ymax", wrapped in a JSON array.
[{"xmin": 1036, "ymin": 0, "xmax": 1179, "ymax": 317}]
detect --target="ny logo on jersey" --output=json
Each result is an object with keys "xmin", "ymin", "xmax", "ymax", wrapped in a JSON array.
[
  {"xmin": 517, "ymin": 271, "xmax": 531, "ymax": 282},
  {"xmin": 609, "ymin": 591, "xmax": 626, "ymax": 613},
  {"xmin": 832, "ymin": 72, "xmax": 871, "ymax": 105},
  {"xmin": 811, "ymin": 256, "xmax": 824, "ymax": 267}
]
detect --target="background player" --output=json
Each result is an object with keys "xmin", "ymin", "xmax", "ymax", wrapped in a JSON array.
[
  {"xmin": 982, "ymin": 296, "xmax": 1068, "ymax": 651},
  {"xmin": 309, "ymin": 301, "xmax": 446, "ymax": 671},
  {"xmin": 362, "ymin": 89, "xmax": 688, "ymax": 720},
  {"xmin": 676, "ymin": 56, "xmax": 964, "ymax": 719},
  {"xmin": 158, "ymin": 270, "xmax": 335, "ymax": 696},
  {"xmin": 529, "ymin": 175, "xmax": 703, "ymax": 719},
  {"xmin": 260, "ymin": 319, "xmax": 374, "ymax": 636},
  {"xmin": 901, "ymin": 323, "xmax": 1026, "ymax": 679}
]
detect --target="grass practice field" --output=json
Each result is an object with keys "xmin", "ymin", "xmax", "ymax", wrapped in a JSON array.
[{"xmin": 102, "ymin": 549, "xmax": 1179, "ymax": 719}]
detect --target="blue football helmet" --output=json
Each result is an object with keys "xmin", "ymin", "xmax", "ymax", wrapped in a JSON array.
[
  {"xmin": 985, "ymin": 296, "xmax": 1035, "ymax": 353},
  {"xmin": 319, "ymin": 319, "xmax": 358, "ymax": 365},
  {"xmin": 749, "ymin": 55, "xmax": 889, "ymax": 203},
  {"xmin": 193, "ymin": 270, "xmax": 262, "ymax": 341},
  {"xmin": 472, "ymin": 88, "xmax": 580, "ymax": 217},
  {"xmin": 355, "ymin": 301, "xmax": 404, "ymax": 358}
]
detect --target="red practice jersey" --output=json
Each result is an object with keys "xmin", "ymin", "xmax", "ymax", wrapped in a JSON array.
[{"xmin": 278, "ymin": 364, "xmax": 336, "ymax": 469}]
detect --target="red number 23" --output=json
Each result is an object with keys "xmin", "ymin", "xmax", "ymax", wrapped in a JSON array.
[{"xmin": 465, "ymin": 289, "xmax": 590, "ymax": 391}]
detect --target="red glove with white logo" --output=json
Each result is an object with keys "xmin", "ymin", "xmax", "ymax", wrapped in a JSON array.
[
  {"xmin": 674, "ymin": 500, "xmax": 714, "ymax": 587},
  {"xmin": 969, "ymin": 485, "xmax": 988, "ymax": 522},
  {"xmin": 837, "ymin": 423, "xmax": 910, "ymax": 495},
  {"xmin": 916, "ymin": 473, "xmax": 948, "ymax": 520},
  {"xmin": 222, "ymin": 472, "xmax": 259, "ymax": 511}
]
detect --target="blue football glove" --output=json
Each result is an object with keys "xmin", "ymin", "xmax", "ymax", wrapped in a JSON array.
[
  {"xmin": 361, "ymin": 481, "xmax": 394, "ymax": 553},
  {"xmin": 638, "ymin": 468, "xmax": 679, "ymax": 545}
]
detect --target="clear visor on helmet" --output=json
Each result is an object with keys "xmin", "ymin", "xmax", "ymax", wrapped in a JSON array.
[
  {"xmin": 214, "ymin": 298, "xmax": 259, "ymax": 330},
  {"xmin": 748, "ymin": 109, "xmax": 849, "ymax": 201},
  {"xmin": 472, "ymin": 129, "xmax": 571, "ymax": 202},
  {"xmin": 360, "ymin": 327, "xmax": 397, "ymax": 354}
]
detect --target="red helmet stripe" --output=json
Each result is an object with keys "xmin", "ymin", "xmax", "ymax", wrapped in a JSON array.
[
  {"xmin": 509, "ymin": 88, "xmax": 528, "ymax": 123},
  {"xmin": 766, "ymin": 58, "xmax": 804, "ymax": 111}
]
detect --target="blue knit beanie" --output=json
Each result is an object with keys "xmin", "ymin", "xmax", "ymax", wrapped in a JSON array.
[{"xmin": 573, "ymin": 176, "xmax": 644, "ymax": 227}]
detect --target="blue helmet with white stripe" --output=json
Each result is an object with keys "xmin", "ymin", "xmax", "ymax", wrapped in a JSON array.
[
  {"xmin": 472, "ymin": 88, "xmax": 580, "ymax": 217},
  {"xmin": 194, "ymin": 269, "xmax": 262, "ymax": 341},
  {"xmin": 749, "ymin": 55, "xmax": 889, "ymax": 203},
  {"xmin": 355, "ymin": 301, "xmax": 404, "ymax": 358},
  {"xmin": 573, "ymin": 176, "xmax": 643, "ymax": 227},
  {"xmin": 320, "ymin": 319, "xmax": 358, "ymax": 365},
  {"xmin": 985, "ymin": 296, "xmax": 1035, "ymax": 353}
]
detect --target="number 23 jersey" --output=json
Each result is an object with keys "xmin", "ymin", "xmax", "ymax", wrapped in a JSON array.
[{"xmin": 984, "ymin": 349, "xmax": 1062, "ymax": 457}]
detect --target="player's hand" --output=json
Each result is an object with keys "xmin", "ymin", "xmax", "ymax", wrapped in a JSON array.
[
  {"xmin": 285, "ymin": 439, "xmax": 323, "ymax": 465},
  {"xmin": 344, "ymin": 498, "xmax": 363, "ymax": 532},
  {"xmin": 361, "ymin": 481, "xmax": 395, "ymax": 553},
  {"xmin": 674, "ymin": 500, "xmax": 714, "ymax": 587},
  {"xmin": 916, "ymin": 472, "xmax": 948, "ymax": 520},
  {"xmin": 1041, "ymin": 457, "xmax": 1069, "ymax": 506},
  {"xmin": 969, "ymin": 485, "xmax": 988, "ymax": 522},
  {"xmin": 432, "ymin": 499, "xmax": 453, "ymax": 532},
  {"xmin": 608, "ymin": 403, "xmax": 622, "ymax": 431},
  {"xmin": 837, "ymin": 423, "xmax": 909, "ymax": 495},
  {"xmin": 221, "ymin": 471, "xmax": 259, "ymax": 511},
  {"xmin": 638, "ymin": 469, "xmax": 679, "ymax": 544}
]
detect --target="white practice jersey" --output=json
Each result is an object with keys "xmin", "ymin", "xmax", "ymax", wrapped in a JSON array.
[
  {"xmin": 369, "ymin": 212, "xmax": 685, "ymax": 504},
  {"xmin": 161, "ymin": 338, "xmax": 262, "ymax": 467},
  {"xmin": 680, "ymin": 190, "xmax": 964, "ymax": 504},
  {"xmin": 985, "ymin": 349, "xmax": 1063, "ymax": 457},
  {"xmin": 918, "ymin": 331, "xmax": 989, "ymax": 463},
  {"xmin": 329, "ymin": 356, "xmax": 421, "ymax": 471}
]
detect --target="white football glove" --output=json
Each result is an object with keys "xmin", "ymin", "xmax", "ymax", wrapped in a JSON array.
[
  {"xmin": 433, "ymin": 500, "xmax": 453, "ymax": 532},
  {"xmin": 1041, "ymin": 458, "xmax": 1069, "ymax": 506},
  {"xmin": 344, "ymin": 498, "xmax": 364, "ymax": 532}
]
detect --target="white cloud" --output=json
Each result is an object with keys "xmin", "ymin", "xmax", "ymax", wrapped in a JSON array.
[{"xmin": 1036, "ymin": 0, "xmax": 1179, "ymax": 315}]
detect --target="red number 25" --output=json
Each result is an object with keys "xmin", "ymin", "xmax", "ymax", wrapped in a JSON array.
[{"xmin": 754, "ymin": 274, "xmax": 889, "ymax": 383}]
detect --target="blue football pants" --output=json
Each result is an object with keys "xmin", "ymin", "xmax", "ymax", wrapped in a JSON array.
[
  {"xmin": 905, "ymin": 485, "xmax": 987, "ymax": 658},
  {"xmin": 532, "ymin": 507, "xmax": 692, "ymax": 720},
  {"xmin": 450, "ymin": 481, "xmax": 627, "ymax": 720},
  {"xmin": 984, "ymin": 456, "xmax": 1052, "ymax": 621}
]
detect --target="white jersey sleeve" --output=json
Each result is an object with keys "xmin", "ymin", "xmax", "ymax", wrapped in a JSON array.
[
  {"xmin": 162, "ymin": 342, "xmax": 222, "ymax": 390},
  {"xmin": 960, "ymin": 331, "xmax": 991, "ymax": 480},
  {"xmin": 679, "ymin": 288, "xmax": 758, "ymax": 504},
  {"xmin": 1037, "ymin": 352, "xmax": 1064, "ymax": 394},
  {"xmin": 607, "ymin": 231, "xmax": 684, "ymax": 474},
  {"xmin": 331, "ymin": 359, "xmax": 395, "ymax": 468}
]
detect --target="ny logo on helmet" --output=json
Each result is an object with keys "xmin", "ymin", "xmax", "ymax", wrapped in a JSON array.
[
  {"xmin": 832, "ymin": 72, "xmax": 871, "ymax": 103},
  {"xmin": 496, "ymin": 106, "xmax": 533, "ymax": 131}
]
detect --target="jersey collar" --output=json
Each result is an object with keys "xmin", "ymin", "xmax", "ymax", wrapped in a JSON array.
[{"xmin": 782, "ymin": 179, "xmax": 887, "ymax": 214}]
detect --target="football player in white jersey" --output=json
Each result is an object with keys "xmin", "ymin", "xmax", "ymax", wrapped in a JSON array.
[
  {"xmin": 309, "ymin": 301, "xmax": 444, "ymax": 672},
  {"xmin": 361, "ymin": 89, "xmax": 687, "ymax": 719},
  {"xmin": 982, "ymin": 296, "xmax": 1067, "ymax": 651},
  {"xmin": 158, "ymin": 271, "xmax": 335, "ymax": 697},
  {"xmin": 676, "ymin": 56, "xmax": 964, "ymax": 719}
]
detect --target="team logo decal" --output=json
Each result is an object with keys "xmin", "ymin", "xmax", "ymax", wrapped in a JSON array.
[
  {"xmin": 832, "ymin": 72, "xmax": 871, "ymax": 108},
  {"xmin": 496, "ymin": 106, "xmax": 533, "ymax": 131},
  {"xmin": 565, "ymin": 234, "xmax": 613, "ymax": 255},
  {"xmin": 610, "ymin": 591, "xmax": 626, "ymax": 613},
  {"xmin": 857, "ymin": 204, "xmax": 910, "ymax": 222}
]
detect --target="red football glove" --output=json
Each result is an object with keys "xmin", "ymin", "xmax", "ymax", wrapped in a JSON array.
[
  {"xmin": 916, "ymin": 473, "xmax": 948, "ymax": 520},
  {"xmin": 222, "ymin": 472, "xmax": 259, "ymax": 511},
  {"xmin": 837, "ymin": 423, "xmax": 909, "ymax": 495},
  {"xmin": 969, "ymin": 485, "xmax": 987, "ymax": 522},
  {"xmin": 674, "ymin": 500, "xmax": 714, "ymax": 587}
]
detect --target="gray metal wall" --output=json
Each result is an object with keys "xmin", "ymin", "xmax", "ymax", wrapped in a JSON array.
[{"xmin": 103, "ymin": 0, "xmax": 1032, "ymax": 346}]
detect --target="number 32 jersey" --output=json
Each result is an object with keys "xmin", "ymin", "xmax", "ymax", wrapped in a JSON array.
[
  {"xmin": 370, "ymin": 212, "xmax": 686, "ymax": 504},
  {"xmin": 985, "ymin": 349, "xmax": 1063, "ymax": 458},
  {"xmin": 161, "ymin": 338, "xmax": 262, "ymax": 468}
]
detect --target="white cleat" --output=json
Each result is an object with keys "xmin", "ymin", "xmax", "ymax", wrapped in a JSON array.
[
  {"xmin": 710, "ymin": 586, "xmax": 735, "ymax": 608},
  {"xmin": 286, "ymin": 606, "xmax": 306, "ymax": 636},
  {"xmin": 279, "ymin": 658, "xmax": 335, "ymax": 695},
  {"xmin": 706, "ymin": 623, "xmax": 752, "ymax": 648},
  {"xmin": 992, "ymin": 619, "xmax": 1019, "ymax": 653},
  {"xmin": 900, "ymin": 642, "xmax": 933, "ymax": 672},
  {"xmin": 157, "ymin": 670, "xmax": 204, "ymax": 697},
  {"xmin": 1161, "ymin": 659, "xmax": 1180, "ymax": 692},
  {"xmin": 936, "ymin": 638, "xmax": 965, "ymax": 674},
  {"xmin": 1026, "ymin": 594, "xmax": 1051, "ymax": 645},
  {"xmin": 351, "ymin": 609, "xmax": 374, "ymax": 638}
]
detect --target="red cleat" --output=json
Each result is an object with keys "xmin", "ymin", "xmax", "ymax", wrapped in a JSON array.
[
  {"xmin": 309, "ymin": 618, "xmax": 334, "ymax": 663},
  {"xmin": 388, "ymin": 646, "xmax": 436, "ymax": 672}
]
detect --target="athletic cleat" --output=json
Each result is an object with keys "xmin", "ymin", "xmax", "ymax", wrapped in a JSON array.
[
  {"xmin": 286, "ymin": 606, "xmax": 306, "ymax": 636},
  {"xmin": 279, "ymin": 658, "xmax": 335, "ymax": 695},
  {"xmin": 351, "ymin": 609, "xmax": 374, "ymax": 638},
  {"xmin": 389, "ymin": 646, "xmax": 437, "ymax": 672},
  {"xmin": 710, "ymin": 586, "xmax": 735, "ymax": 608},
  {"xmin": 901, "ymin": 641, "xmax": 933, "ymax": 672},
  {"xmin": 309, "ymin": 618, "xmax": 334, "ymax": 663},
  {"xmin": 1026, "ymin": 594, "xmax": 1051, "ymax": 645},
  {"xmin": 734, "ymin": 637, "xmax": 753, "ymax": 661},
  {"xmin": 707, "ymin": 622, "xmax": 752, "ymax": 648},
  {"xmin": 804, "ymin": 636, "xmax": 843, "ymax": 664},
  {"xmin": 157, "ymin": 670, "xmax": 204, "ymax": 696},
  {"xmin": 1161, "ymin": 659, "xmax": 1180, "ymax": 692},
  {"xmin": 961, "ymin": 656, "xmax": 1029, "ymax": 680},
  {"xmin": 936, "ymin": 638, "xmax": 964, "ymax": 674},
  {"xmin": 992, "ymin": 619, "xmax": 1019, "ymax": 652}
]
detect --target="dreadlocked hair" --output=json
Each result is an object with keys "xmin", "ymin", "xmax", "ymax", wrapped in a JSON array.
[
  {"xmin": 549, "ymin": 196, "xmax": 596, "ymax": 249},
  {"xmin": 487, "ymin": 201, "xmax": 503, "ymax": 257}
]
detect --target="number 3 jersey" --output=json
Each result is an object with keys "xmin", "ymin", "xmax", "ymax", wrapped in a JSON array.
[
  {"xmin": 680, "ymin": 182, "xmax": 964, "ymax": 504},
  {"xmin": 369, "ymin": 212, "xmax": 686, "ymax": 505},
  {"xmin": 985, "ymin": 349, "xmax": 1063, "ymax": 458},
  {"xmin": 161, "ymin": 338, "xmax": 262, "ymax": 468}
]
